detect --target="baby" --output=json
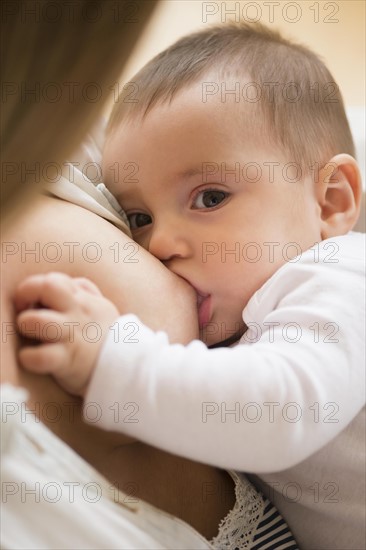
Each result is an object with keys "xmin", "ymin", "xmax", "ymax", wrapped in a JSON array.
[{"xmin": 15, "ymin": 23, "xmax": 365, "ymax": 549}]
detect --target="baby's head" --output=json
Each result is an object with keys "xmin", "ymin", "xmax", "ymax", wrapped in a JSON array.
[{"xmin": 103, "ymin": 22, "xmax": 362, "ymax": 346}]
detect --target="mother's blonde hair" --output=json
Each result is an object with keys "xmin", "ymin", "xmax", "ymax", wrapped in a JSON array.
[{"xmin": 1, "ymin": 0, "xmax": 158, "ymax": 221}]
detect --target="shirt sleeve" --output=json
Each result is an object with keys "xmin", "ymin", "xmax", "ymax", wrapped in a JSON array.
[{"xmin": 84, "ymin": 237, "xmax": 365, "ymax": 473}]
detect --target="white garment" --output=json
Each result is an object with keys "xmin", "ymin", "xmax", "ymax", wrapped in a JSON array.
[
  {"xmin": 0, "ymin": 385, "xmax": 211, "ymax": 550},
  {"xmin": 0, "ymin": 385, "xmax": 298, "ymax": 550},
  {"xmin": 85, "ymin": 232, "xmax": 366, "ymax": 549},
  {"xmin": 44, "ymin": 123, "xmax": 131, "ymax": 235}
]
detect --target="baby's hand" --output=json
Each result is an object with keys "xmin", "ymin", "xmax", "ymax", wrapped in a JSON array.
[{"xmin": 15, "ymin": 273, "xmax": 119, "ymax": 396}]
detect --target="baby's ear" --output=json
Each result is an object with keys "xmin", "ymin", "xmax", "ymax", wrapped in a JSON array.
[{"xmin": 316, "ymin": 154, "xmax": 363, "ymax": 239}]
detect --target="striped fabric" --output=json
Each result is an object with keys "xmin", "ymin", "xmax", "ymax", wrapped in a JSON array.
[{"xmin": 251, "ymin": 501, "xmax": 299, "ymax": 550}]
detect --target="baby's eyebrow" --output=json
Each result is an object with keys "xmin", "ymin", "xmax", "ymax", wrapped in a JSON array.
[
  {"xmin": 178, "ymin": 168, "xmax": 202, "ymax": 179},
  {"xmin": 177, "ymin": 166, "xmax": 232, "ymax": 186},
  {"xmin": 176, "ymin": 167, "xmax": 207, "ymax": 184}
]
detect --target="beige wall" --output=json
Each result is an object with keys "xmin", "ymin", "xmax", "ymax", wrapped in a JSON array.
[{"xmin": 118, "ymin": 0, "xmax": 365, "ymax": 107}]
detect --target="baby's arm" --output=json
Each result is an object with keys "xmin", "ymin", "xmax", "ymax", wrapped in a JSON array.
[
  {"xmin": 80, "ymin": 245, "xmax": 364, "ymax": 473},
  {"xmin": 15, "ymin": 273, "xmax": 119, "ymax": 396}
]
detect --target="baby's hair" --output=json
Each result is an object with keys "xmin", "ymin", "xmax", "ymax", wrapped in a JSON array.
[{"xmin": 107, "ymin": 21, "xmax": 355, "ymax": 175}]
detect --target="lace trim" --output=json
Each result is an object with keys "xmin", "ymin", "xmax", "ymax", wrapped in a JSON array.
[{"xmin": 211, "ymin": 471, "xmax": 266, "ymax": 549}]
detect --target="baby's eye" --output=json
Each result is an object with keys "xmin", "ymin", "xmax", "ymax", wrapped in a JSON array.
[
  {"xmin": 192, "ymin": 189, "xmax": 229, "ymax": 209},
  {"xmin": 127, "ymin": 212, "xmax": 152, "ymax": 230}
]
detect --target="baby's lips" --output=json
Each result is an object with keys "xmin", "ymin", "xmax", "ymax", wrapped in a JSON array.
[
  {"xmin": 197, "ymin": 294, "xmax": 212, "ymax": 329},
  {"xmin": 196, "ymin": 291, "xmax": 209, "ymax": 308}
]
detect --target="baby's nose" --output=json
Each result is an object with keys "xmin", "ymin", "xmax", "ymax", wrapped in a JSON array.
[{"xmin": 148, "ymin": 221, "xmax": 191, "ymax": 261}]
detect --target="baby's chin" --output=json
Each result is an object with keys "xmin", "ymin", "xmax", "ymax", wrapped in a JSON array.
[{"xmin": 200, "ymin": 322, "xmax": 247, "ymax": 348}]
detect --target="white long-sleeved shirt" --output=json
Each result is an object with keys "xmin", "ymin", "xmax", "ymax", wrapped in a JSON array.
[{"xmin": 85, "ymin": 232, "xmax": 365, "ymax": 549}]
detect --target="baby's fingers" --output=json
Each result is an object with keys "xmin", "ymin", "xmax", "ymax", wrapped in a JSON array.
[
  {"xmin": 19, "ymin": 343, "xmax": 69, "ymax": 374},
  {"xmin": 73, "ymin": 277, "xmax": 103, "ymax": 297},
  {"xmin": 14, "ymin": 273, "xmax": 76, "ymax": 313},
  {"xmin": 17, "ymin": 309, "xmax": 68, "ymax": 343}
]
